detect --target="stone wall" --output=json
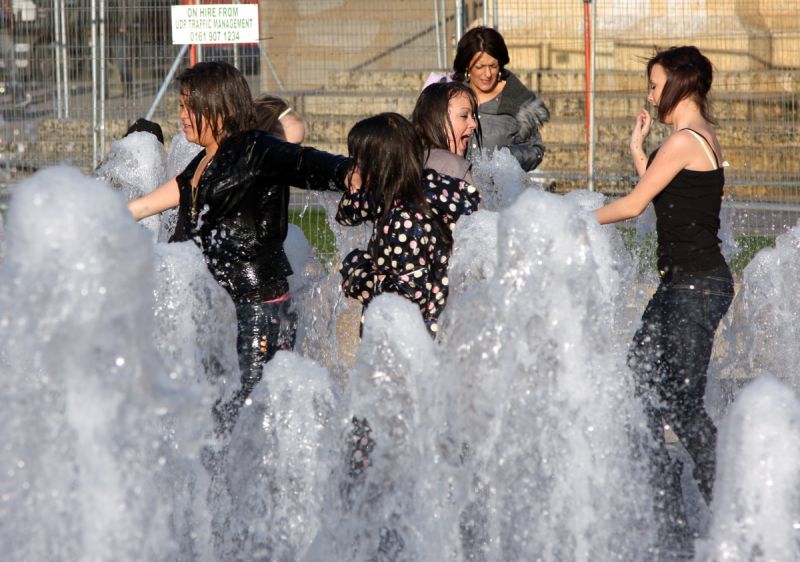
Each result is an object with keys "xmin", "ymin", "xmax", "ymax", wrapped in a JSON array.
[
  {"xmin": 257, "ymin": 0, "xmax": 800, "ymax": 88},
  {"xmin": 258, "ymin": 0, "xmax": 443, "ymax": 91}
]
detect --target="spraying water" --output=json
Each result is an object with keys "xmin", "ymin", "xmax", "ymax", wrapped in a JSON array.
[
  {"xmin": 0, "ymin": 167, "xmax": 219, "ymax": 561},
  {"xmin": 699, "ymin": 375, "xmax": 800, "ymax": 560},
  {"xmin": 0, "ymin": 146, "xmax": 795, "ymax": 561}
]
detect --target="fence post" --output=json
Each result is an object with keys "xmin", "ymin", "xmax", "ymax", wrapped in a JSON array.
[
  {"xmin": 91, "ymin": 0, "xmax": 98, "ymax": 167},
  {"xmin": 455, "ymin": 0, "xmax": 464, "ymax": 43},
  {"xmin": 146, "ymin": 44, "xmax": 190, "ymax": 121},
  {"xmin": 434, "ymin": 0, "xmax": 443, "ymax": 68},
  {"xmin": 440, "ymin": 0, "xmax": 447, "ymax": 62},
  {"xmin": 99, "ymin": 0, "xmax": 106, "ymax": 161},
  {"xmin": 53, "ymin": 0, "xmax": 63, "ymax": 118},
  {"xmin": 583, "ymin": 0, "xmax": 595, "ymax": 191},
  {"xmin": 232, "ymin": 0, "xmax": 240, "ymax": 70}
]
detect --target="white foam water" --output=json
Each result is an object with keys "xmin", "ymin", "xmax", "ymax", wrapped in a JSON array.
[
  {"xmin": 699, "ymin": 375, "xmax": 800, "ymax": 561},
  {"xmin": 0, "ymin": 146, "xmax": 795, "ymax": 561}
]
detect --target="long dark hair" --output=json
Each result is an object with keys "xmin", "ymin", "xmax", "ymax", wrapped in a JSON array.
[
  {"xmin": 411, "ymin": 81, "xmax": 481, "ymax": 153},
  {"xmin": 452, "ymin": 26, "xmax": 510, "ymax": 82},
  {"xmin": 647, "ymin": 46, "xmax": 716, "ymax": 124},
  {"xmin": 347, "ymin": 113, "xmax": 451, "ymax": 245},
  {"xmin": 177, "ymin": 61, "xmax": 255, "ymax": 143}
]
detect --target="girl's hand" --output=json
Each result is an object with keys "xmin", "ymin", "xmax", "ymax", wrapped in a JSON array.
[
  {"xmin": 630, "ymin": 108, "xmax": 653, "ymax": 151},
  {"xmin": 629, "ymin": 109, "xmax": 653, "ymax": 176},
  {"xmin": 346, "ymin": 165, "xmax": 363, "ymax": 194}
]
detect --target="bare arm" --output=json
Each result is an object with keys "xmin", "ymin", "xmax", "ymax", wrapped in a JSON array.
[
  {"xmin": 595, "ymin": 132, "xmax": 693, "ymax": 225},
  {"xmin": 127, "ymin": 177, "xmax": 180, "ymax": 221},
  {"xmin": 630, "ymin": 109, "xmax": 653, "ymax": 178}
]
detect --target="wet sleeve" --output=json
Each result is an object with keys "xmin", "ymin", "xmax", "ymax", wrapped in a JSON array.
[
  {"xmin": 340, "ymin": 248, "xmax": 380, "ymax": 305},
  {"xmin": 340, "ymin": 212, "xmax": 433, "ymax": 315},
  {"xmin": 248, "ymin": 131, "xmax": 353, "ymax": 191},
  {"xmin": 335, "ymin": 190, "xmax": 373, "ymax": 226},
  {"xmin": 425, "ymin": 173, "xmax": 482, "ymax": 228}
]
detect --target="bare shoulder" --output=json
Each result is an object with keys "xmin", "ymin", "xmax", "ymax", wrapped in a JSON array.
[
  {"xmin": 671, "ymin": 126, "xmax": 723, "ymax": 168},
  {"xmin": 653, "ymin": 130, "xmax": 695, "ymax": 163},
  {"xmin": 665, "ymin": 129, "xmax": 699, "ymax": 149}
]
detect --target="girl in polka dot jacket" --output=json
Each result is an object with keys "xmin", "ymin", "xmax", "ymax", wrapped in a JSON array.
[{"xmin": 336, "ymin": 113, "xmax": 481, "ymax": 336}]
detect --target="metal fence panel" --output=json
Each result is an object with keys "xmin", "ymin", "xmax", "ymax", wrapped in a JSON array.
[
  {"xmin": 0, "ymin": 1, "xmax": 798, "ymax": 249},
  {"xmin": 491, "ymin": 0, "xmax": 800, "ymax": 234}
]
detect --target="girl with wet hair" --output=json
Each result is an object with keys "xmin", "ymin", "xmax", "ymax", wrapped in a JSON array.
[
  {"xmin": 336, "ymin": 113, "xmax": 481, "ymax": 336},
  {"xmin": 452, "ymin": 26, "xmax": 549, "ymax": 172},
  {"xmin": 411, "ymin": 81, "xmax": 479, "ymax": 185},
  {"xmin": 128, "ymin": 61, "xmax": 352, "ymax": 432},
  {"xmin": 595, "ymin": 46, "xmax": 733, "ymax": 530},
  {"xmin": 176, "ymin": 60, "xmax": 255, "ymax": 146}
]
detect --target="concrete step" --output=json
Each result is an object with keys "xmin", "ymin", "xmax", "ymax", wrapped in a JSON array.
[
  {"xmin": 326, "ymin": 69, "xmax": 435, "ymax": 92},
  {"xmin": 539, "ymin": 143, "xmax": 800, "ymax": 175},
  {"xmin": 287, "ymin": 88, "xmax": 799, "ymax": 124},
  {"xmin": 304, "ymin": 116, "xmax": 359, "ymax": 146},
  {"xmin": 547, "ymin": 92, "xmax": 800, "ymax": 121},
  {"xmin": 302, "ymin": 116, "xmax": 799, "ymax": 154},
  {"xmin": 325, "ymin": 69, "xmax": 800, "ymax": 95},
  {"xmin": 537, "ymin": 120, "xmax": 800, "ymax": 147},
  {"xmin": 307, "ymin": 137, "xmax": 800, "ymax": 181},
  {"xmin": 285, "ymin": 91, "xmax": 419, "ymax": 118}
]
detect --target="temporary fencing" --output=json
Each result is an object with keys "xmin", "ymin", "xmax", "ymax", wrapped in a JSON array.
[{"xmin": 0, "ymin": 1, "xmax": 797, "ymax": 256}]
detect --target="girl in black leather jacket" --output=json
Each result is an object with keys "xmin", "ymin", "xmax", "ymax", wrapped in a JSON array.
[{"xmin": 129, "ymin": 62, "xmax": 352, "ymax": 432}]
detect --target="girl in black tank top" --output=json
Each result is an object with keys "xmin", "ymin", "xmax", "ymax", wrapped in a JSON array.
[
  {"xmin": 593, "ymin": 47, "xmax": 734, "ymax": 542},
  {"xmin": 649, "ymin": 127, "xmax": 726, "ymax": 275}
]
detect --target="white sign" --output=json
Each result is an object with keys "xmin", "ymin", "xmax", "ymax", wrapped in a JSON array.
[{"xmin": 171, "ymin": 4, "xmax": 259, "ymax": 45}]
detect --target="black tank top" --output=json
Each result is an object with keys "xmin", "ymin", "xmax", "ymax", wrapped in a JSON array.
[{"xmin": 649, "ymin": 129, "xmax": 726, "ymax": 274}]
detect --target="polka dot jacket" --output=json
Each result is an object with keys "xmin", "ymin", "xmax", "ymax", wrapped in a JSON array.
[{"xmin": 336, "ymin": 171, "xmax": 481, "ymax": 335}]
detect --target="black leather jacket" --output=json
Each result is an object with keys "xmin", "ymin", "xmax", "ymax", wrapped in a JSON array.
[{"xmin": 171, "ymin": 129, "xmax": 351, "ymax": 302}]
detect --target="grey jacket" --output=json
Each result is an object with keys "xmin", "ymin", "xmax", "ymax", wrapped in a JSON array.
[
  {"xmin": 424, "ymin": 148, "xmax": 474, "ymax": 186},
  {"xmin": 468, "ymin": 71, "xmax": 550, "ymax": 172}
]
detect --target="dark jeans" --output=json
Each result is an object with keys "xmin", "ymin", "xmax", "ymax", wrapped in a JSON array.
[
  {"xmin": 213, "ymin": 298, "xmax": 297, "ymax": 434},
  {"xmin": 628, "ymin": 264, "xmax": 733, "ymax": 507}
]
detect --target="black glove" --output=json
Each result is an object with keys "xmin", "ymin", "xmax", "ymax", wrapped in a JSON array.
[{"xmin": 125, "ymin": 118, "xmax": 164, "ymax": 144}]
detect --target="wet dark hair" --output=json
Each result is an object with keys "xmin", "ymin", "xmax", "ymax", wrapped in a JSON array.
[
  {"xmin": 253, "ymin": 93, "xmax": 289, "ymax": 139},
  {"xmin": 347, "ymin": 113, "xmax": 451, "ymax": 245},
  {"xmin": 177, "ymin": 61, "xmax": 255, "ymax": 143},
  {"xmin": 411, "ymin": 81, "xmax": 481, "ymax": 153},
  {"xmin": 452, "ymin": 26, "xmax": 510, "ymax": 82},
  {"xmin": 647, "ymin": 46, "xmax": 716, "ymax": 124}
]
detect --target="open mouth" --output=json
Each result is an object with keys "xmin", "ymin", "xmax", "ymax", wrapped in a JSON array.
[{"xmin": 460, "ymin": 134, "xmax": 471, "ymax": 154}]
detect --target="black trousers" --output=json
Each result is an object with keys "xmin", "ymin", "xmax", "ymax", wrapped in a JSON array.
[
  {"xmin": 628, "ymin": 264, "xmax": 733, "ymax": 506},
  {"xmin": 213, "ymin": 298, "xmax": 297, "ymax": 433}
]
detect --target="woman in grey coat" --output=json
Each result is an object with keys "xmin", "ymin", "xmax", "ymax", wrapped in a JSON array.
[{"xmin": 452, "ymin": 26, "xmax": 550, "ymax": 172}]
